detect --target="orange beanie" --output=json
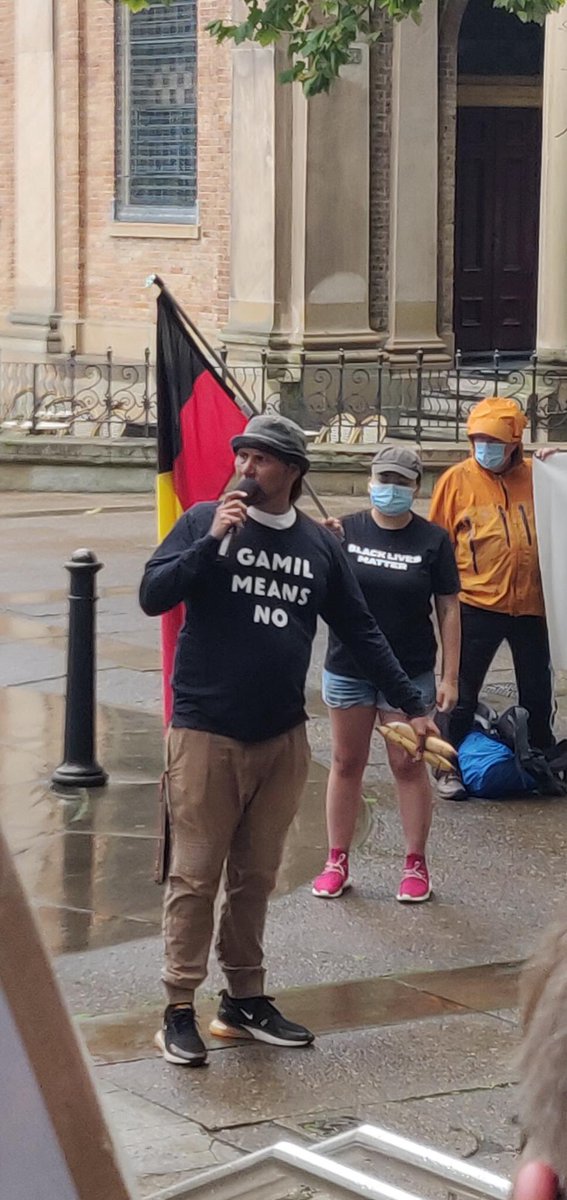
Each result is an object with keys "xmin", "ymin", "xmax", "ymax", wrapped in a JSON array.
[{"xmin": 466, "ymin": 397, "xmax": 526, "ymax": 444}]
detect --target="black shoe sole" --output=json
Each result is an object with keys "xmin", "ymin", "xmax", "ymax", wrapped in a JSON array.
[{"xmin": 154, "ymin": 1029, "xmax": 208, "ymax": 1067}]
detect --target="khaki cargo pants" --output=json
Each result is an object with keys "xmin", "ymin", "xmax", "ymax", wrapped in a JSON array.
[{"xmin": 163, "ymin": 723, "xmax": 311, "ymax": 1004}]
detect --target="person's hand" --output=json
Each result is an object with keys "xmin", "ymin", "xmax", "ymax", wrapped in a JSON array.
[
  {"xmin": 322, "ymin": 517, "xmax": 344, "ymax": 540},
  {"xmin": 512, "ymin": 1161, "xmax": 558, "ymax": 1200},
  {"xmin": 535, "ymin": 447, "xmax": 564, "ymax": 461},
  {"xmin": 409, "ymin": 713, "xmax": 439, "ymax": 759},
  {"xmin": 436, "ymin": 678, "xmax": 458, "ymax": 713},
  {"xmin": 210, "ymin": 491, "xmax": 249, "ymax": 541}
]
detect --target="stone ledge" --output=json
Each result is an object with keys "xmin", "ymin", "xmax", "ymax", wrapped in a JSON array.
[
  {"xmin": 0, "ymin": 436, "xmax": 544, "ymax": 496},
  {"xmin": 0, "ymin": 435, "xmax": 157, "ymax": 466},
  {"xmin": 309, "ymin": 442, "xmax": 470, "ymax": 469},
  {"xmin": 0, "ymin": 436, "xmax": 157, "ymax": 493},
  {"xmin": 110, "ymin": 221, "xmax": 201, "ymax": 240}
]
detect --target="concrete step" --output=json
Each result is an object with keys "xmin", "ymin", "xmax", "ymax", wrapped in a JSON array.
[{"xmin": 149, "ymin": 1123, "xmax": 510, "ymax": 1200}]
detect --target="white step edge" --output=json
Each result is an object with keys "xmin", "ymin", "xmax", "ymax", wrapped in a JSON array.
[
  {"xmin": 316, "ymin": 1125, "xmax": 510, "ymax": 1200},
  {"xmin": 148, "ymin": 1139, "xmax": 429, "ymax": 1200}
]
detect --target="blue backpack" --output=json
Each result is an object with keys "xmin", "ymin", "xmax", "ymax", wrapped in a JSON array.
[{"xmin": 458, "ymin": 705, "xmax": 567, "ymax": 800}]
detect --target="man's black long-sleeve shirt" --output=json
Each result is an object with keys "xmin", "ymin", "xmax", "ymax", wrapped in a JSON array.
[{"xmin": 140, "ymin": 504, "xmax": 426, "ymax": 741}]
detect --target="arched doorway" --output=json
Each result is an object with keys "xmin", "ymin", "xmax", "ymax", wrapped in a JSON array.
[{"xmin": 453, "ymin": 0, "xmax": 543, "ymax": 355}]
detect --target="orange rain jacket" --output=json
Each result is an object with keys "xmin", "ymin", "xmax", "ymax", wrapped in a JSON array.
[{"xmin": 429, "ymin": 398, "xmax": 544, "ymax": 617}]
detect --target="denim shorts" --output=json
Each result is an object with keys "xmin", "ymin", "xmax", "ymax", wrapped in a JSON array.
[{"xmin": 322, "ymin": 668, "xmax": 437, "ymax": 714}]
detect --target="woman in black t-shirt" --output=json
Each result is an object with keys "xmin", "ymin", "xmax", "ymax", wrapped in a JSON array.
[{"xmin": 312, "ymin": 445, "xmax": 461, "ymax": 904}]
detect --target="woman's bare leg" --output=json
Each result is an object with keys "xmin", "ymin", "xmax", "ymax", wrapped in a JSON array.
[
  {"xmin": 325, "ymin": 705, "xmax": 377, "ymax": 850},
  {"xmin": 380, "ymin": 710, "xmax": 433, "ymax": 856}
]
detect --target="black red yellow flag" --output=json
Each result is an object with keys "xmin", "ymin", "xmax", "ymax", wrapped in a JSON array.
[{"xmin": 156, "ymin": 289, "xmax": 247, "ymax": 722}]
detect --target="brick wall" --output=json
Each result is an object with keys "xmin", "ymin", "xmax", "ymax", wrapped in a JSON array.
[
  {"xmin": 369, "ymin": 10, "xmax": 393, "ymax": 335},
  {"xmin": 1, "ymin": 1, "xmax": 464, "ymax": 359},
  {"xmin": 59, "ymin": 0, "xmax": 233, "ymax": 355},
  {"xmin": 0, "ymin": 0, "xmax": 14, "ymax": 318}
]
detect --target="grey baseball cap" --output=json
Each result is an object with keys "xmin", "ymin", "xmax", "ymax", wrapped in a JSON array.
[
  {"xmin": 232, "ymin": 414, "xmax": 310, "ymax": 474},
  {"xmin": 371, "ymin": 444, "xmax": 422, "ymax": 481}
]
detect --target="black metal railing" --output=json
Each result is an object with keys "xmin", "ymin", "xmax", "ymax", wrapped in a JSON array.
[
  {"xmin": 2, "ymin": 346, "xmax": 567, "ymax": 443},
  {"xmin": 0, "ymin": 348, "xmax": 156, "ymax": 438}
]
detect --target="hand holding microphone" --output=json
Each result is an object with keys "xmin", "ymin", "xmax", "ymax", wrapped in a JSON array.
[{"xmin": 212, "ymin": 479, "xmax": 264, "ymax": 557}]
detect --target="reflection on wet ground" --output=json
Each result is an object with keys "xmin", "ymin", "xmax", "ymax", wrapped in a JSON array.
[
  {"xmin": 0, "ymin": 612, "xmax": 65, "ymax": 641},
  {"xmin": 81, "ymin": 960, "xmax": 521, "ymax": 1065},
  {"xmin": 277, "ymin": 760, "xmax": 371, "ymax": 897},
  {"xmin": 0, "ymin": 583, "xmax": 135, "ymax": 606},
  {"xmin": 1, "ymin": 675, "xmax": 525, "ymax": 1079},
  {"xmin": 0, "ymin": 686, "xmax": 369, "ymax": 955},
  {"xmin": 3, "ymin": 495, "xmax": 554, "ymax": 1187},
  {"xmin": 0, "ymin": 609, "xmax": 160, "ymax": 671}
]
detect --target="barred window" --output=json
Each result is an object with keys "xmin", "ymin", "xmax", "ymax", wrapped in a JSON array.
[{"xmin": 115, "ymin": 0, "xmax": 198, "ymax": 222}]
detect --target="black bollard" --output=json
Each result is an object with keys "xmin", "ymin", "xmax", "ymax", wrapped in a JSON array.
[{"xmin": 52, "ymin": 549, "xmax": 108, "ymax": 789}]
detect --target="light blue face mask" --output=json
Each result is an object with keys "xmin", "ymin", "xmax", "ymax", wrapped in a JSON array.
[
  {"xmin": 370, "ymin": 483, "xmax": 414, "ymax": 516},
  {"xmin": 474, "ymin": 441, "xmax": 508, "ymax": 471}
]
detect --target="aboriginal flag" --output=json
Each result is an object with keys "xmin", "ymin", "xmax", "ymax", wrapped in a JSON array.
[{"xmin": 156, "ymin": 289, "xmax": 248, "ymax": 723}]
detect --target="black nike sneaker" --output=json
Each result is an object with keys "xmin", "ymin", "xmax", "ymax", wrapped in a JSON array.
[
  {"xmin": 209, "ymin": 991, "xmax": 315, "ymax": 1047},
  {"xmin": 154, "ymin": 1003, "xmax": 208, "ymax": 1066}
]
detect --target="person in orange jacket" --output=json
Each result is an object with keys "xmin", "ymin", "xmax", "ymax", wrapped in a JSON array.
[{"xmin": 430, "ymin": 396, "xmax": 554, "ymax": 800}]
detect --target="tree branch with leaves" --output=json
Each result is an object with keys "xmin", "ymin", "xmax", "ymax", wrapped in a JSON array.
[{"xmin": 121, "ymin": 0, "xmax": 564, "ymax": 97}]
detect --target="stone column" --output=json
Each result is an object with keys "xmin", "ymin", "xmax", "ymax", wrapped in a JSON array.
[
  {"xmin": 536, "ymin": 13, "xmax": 567, "ymax": 363},
  {"xmin": 223, "ymin": 43, "xmax": 377, "ymax": 355},
  {"xmin": 385, "ymin": 0, "xmax": 449, "ymax": 363},
  {"xmin": 223, "ymin": 43, "xmax": 289, "ymax": 347},
  {"xmin": 4, "ymin": 0, "xmax": 60, "ymax": 352}
]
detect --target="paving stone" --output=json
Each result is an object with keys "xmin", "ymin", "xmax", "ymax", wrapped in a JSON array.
[
  {"xmin": 95, "ymin": 1013, "xmax": 518, "ymax": 1132},
  {"xmin": 359, "ymin": 1085, "xmax": 521, "ymax": 1181},
  {"xmin": 215, "ymin": 1121, "xmax": 309, "ymax": 1153},
  {"xmin": 102, "ymin": 1088, "xmax": 240, "ymax": 1180},
  {"xmin": 1, "ymin": 493, "xmax": 563, "ymax": 1192}
]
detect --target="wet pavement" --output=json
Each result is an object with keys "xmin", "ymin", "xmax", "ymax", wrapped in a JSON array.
[{"xmin": 2, "ymin": 491, "xmax": 567, "ymax": 1195}]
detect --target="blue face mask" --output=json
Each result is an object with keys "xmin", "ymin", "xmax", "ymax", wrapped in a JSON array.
[
  {"xmin": 474, "ymin": 441, "xmax": 508, "ymax": 471},
  {"xmin": 370, "ymin": 483, "xmax": 414, "ymax": 516}
]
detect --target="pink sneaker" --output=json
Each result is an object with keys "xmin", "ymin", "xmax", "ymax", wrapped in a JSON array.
[
  {"xmin": 396, "ymin": 854, "xmax": 432, "ymax": 903},
  {"xmin": 312, "ymin": 850, "xmax": 351, "ymax": 898}
]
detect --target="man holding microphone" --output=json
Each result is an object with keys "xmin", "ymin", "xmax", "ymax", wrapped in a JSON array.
[{"xmin": 140, "ymin": 414, "xmax": 437, "ymax": 1068}]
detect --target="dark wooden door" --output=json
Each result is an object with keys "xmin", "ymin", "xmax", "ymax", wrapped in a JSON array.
[{"xmin": 454, "ymin": 106, "xmax": 541, "ymax": 354}]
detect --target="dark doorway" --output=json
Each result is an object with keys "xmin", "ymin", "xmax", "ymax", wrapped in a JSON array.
[
  {"xmin": 454, "ymin": 106, "xmax": 541, "ymax": 354},
  {"xmin": 453, "ymin": 0, "xmax": 543, "ymax": 355}
]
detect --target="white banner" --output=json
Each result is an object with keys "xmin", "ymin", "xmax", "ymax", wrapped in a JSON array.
[{"xmin": 533, "ymin": 454, "xmax": 567, "ymax": 670}]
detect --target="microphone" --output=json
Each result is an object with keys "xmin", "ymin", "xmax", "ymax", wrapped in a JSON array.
[{"xmin": 218, "ymin": 478, "xmax": 264, "ymax": 557}]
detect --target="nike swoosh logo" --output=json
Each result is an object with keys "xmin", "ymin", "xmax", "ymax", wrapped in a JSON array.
[{"xmin": 241, "ymin": 1010, "xmax": 254, "ymax": 1020}]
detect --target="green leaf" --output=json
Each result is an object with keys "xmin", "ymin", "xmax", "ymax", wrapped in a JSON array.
[
  {"xmin": 256, "ymin": 24, "xmax": 282, "ymax": 44},
  {"xmin": 200, "ymin": 0, "xmax": 567, "ymax": 94},
  {"xmin": 120, "ymin": 0, "xmax": 174, "ymax": 9},
  {"xmin": 279, "ymin": 67, "xmax": 299, "ymax": 81},
  {"xmin": 233, "ymin": 21, "xmax": 251, "ymax": 43}
]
